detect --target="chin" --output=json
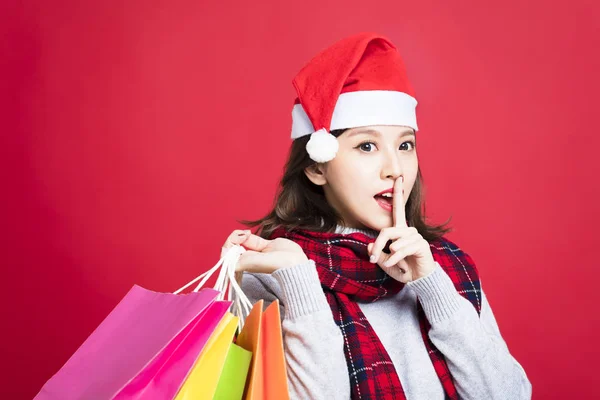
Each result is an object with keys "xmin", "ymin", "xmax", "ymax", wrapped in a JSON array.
[{"xmin": 362, "ymin": 216, "xmax": 393, "ymax": 232}]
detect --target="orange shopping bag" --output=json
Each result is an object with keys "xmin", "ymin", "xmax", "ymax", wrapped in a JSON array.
[{"xmin": 236, "ymin": 299, "xmax": 290, "ymax": 400}]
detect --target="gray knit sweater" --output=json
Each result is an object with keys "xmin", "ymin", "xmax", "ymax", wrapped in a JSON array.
[{"xmin": 239, "ymin": 226, "xmax": 532, "ymax": 399}]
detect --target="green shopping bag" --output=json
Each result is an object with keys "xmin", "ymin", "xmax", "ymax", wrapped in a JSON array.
[{"xmin": 213, "ymin": 343, "xmax": 253, "ymax": 400}]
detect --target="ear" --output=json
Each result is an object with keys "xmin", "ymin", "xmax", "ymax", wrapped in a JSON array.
[{"xmin": 304, "ymin": 163, "xmax": 327, "ymax": 186}]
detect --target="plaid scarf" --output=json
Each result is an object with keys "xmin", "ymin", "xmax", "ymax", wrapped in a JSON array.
[{"xmin": 269, "ymin": 226, "xmax": 482, "ymax": 400}]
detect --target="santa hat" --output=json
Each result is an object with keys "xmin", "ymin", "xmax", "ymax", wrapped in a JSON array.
[{"xmin": 291, "ymin": 32, "xmax": 419, "ymax": 163}]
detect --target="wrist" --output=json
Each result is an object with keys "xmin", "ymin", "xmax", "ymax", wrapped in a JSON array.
[
  {"xmin": 284, "ymin": 253, "xmax": 309, "ymax": 269},
  {"xmin": 411, "ymin": 262, "xmax": 438, "ymax": 282}
]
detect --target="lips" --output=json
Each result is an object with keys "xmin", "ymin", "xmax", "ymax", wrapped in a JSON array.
[
  {"xmin": 374, "ymin": 194, "xmax": 393, "ymax": 203},
  {"xmin": 375, "ymin": 197, "xmax": 393, "ymax": 212},
  {"xmin": 374, "ymin": 194, "xmax": 393, "ymax": 211},
  {"xmin": 374, "ymin": 187, "xmax": 395, "ymax": 212},
  {"xmin": 376, "ymin": 188, "xmax": 394, "ymax": 197}
]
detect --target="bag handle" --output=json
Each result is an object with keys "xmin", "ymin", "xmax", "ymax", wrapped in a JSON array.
[{"xmin": 173, "ymin": 245, "xmax": 253, "ymax": 328}]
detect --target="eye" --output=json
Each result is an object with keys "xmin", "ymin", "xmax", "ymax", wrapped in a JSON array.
[
  {"xmin": 356, "ymin": 141, "xmax": 377, "ymax": 152},
  {"xmin": 400, "ymin": 140, "xmax": 416, "ymax": 151},
  {"xmin": 355, "ymin": 140, "xmax": 415, "ymax": 153}
]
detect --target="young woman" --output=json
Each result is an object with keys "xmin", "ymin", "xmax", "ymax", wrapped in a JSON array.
[{"xmin": 221, "ymin": 33, "xmax": 532, "ymax": 400}]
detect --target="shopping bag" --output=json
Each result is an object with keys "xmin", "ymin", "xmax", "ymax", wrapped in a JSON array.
[
  {"xmin": 212, "ymin": 342, "xmax": 253, "ymax": 400},
  {"xmin": 170, "ymin": 245, "xmax": 253, "ymax": 400},
  {"xmin": 115, "ymin": 244, "xmax": 253, "ymax": 399},
  {"xmin": 113, "ymin": 300, "xmax": 232, "ymax": 399},
  {"xmin": 174, "ymin": 243, "xmax": 290, "ymax": 400},
  {"xmin": 34, "ymin": 286, "xmax": 228, "ymax": 400},
  {"xmin": 236, "ymin": 300, "xmax": 263, "ymax": 399},
  {"xmin": 237, "ymin": 299, "xmax": 290, "ymax": 400},
  {"xmin": 36, "ymin": 242, "xmax": 287, "ymax": 400},
  {"xmin": 261, "ymin": 300, "xmax": 290, "ymax": 399},
  {"xmin": 174, "ymin": 312, "xmax": 251, "ymax": 400},
  {"xmin": 115, "ymin": 248, "xmax": 257, "ymax": 399}
]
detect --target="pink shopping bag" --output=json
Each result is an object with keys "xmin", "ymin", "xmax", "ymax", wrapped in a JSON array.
[{"xmin": 34, "ymin": 285, "xmax": 229, "ymax": 400}]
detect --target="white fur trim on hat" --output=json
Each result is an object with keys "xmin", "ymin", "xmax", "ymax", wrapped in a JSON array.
[
  {"xmin": 291, "ymin": 90, "xmax": 418, "ymax": 140},
  {"xmin": 306, "ymin": 128, "xmax": 339, "ymax": 163}
]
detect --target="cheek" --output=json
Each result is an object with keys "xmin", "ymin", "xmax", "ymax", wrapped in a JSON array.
[
  {"xmin": 327, "ymin": 154, "xmax": 362, "ymax": 183},
  {"xmin": 406, "ymin": 173, "xmax": 418, "ymax": 196},
  {"xmin": 340, "ymin": 166, "xmax": 373, "ymax": 193},
  {"xmin": 326, "ymin": 163, "xmax": 371, "ymax": 199},
  {"xmin": 406, "ymin": 159, "xmax": 418, "ymax": 182},
  {"xmin": 398, "ymin": 159, "xmax": 417, "ymax": 191},
  {"xmin": 328, "ymin": 172, "xmax": 355, "ymax": 196}
]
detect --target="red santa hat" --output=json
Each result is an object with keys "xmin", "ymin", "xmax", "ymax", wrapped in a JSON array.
[{"xmin": 291, "ymin": 32, "xmax": 419, "ymax": 163}]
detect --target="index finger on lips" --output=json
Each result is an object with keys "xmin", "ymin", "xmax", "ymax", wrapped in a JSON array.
[{"xmin": 393, "ymin": 176, "xmax": 407, "ymax": 228}]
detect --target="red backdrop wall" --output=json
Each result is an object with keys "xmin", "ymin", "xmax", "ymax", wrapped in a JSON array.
[{"xmin": 1, "ymin": 0, "xmax": 599, "ymax": 398}]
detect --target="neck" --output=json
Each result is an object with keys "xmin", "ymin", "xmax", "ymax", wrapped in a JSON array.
[{"xmin": 334, "ymin": 224, "xmax": 379, "ymax": 238}]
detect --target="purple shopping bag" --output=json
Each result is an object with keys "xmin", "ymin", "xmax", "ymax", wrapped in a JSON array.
[{"xmin": 34, "ymin": 285, "xmax": 230, "ymax": 400}]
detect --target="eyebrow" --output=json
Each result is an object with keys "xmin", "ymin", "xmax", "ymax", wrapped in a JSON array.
[{"xmin": 346, "ymin": 128, "xmax": 415, "ymax": 139}]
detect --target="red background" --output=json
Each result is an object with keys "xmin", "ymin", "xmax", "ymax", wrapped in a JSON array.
[{"xmin": 1, "ymin": 0, "xmax": 599, "ymax": 398}]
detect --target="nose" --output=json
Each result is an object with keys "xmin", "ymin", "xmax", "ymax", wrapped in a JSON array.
[{"xmin": 381, "ymin": 149, "xmax": 403, "ymax": 180}]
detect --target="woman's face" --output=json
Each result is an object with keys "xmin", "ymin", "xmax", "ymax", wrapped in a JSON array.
[{"xmin": 305, "ymin": 125, "xmax": 418, "ymax": 231}]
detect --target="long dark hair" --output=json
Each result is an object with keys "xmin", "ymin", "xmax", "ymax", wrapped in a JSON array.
[{"xmin": 239, "ymin": 129, "xmax": 453, "ymax": 242}]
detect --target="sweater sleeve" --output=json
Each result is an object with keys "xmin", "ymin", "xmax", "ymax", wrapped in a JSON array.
[
  {"xmin": 240, "ymin": 259, "xmax": 351, "ymax": 400},
  {"xmin": 406, "ymin": 263, "xmax": 533, "ymax": 400}
]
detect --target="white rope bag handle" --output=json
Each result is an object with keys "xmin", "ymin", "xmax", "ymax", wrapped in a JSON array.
[{"xmin": 173, "ymin": 245, "xmax": 253, "ymax": 329}]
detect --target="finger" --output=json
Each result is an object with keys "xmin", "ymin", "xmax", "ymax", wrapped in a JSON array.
[
  {"xmin": 398, "ymin": 258, "xmax": 410, "ymax": 273},
  {"xmin": 239, "ymin": 233, "xmax": 272, "ymax": 252},
  {"xmin": 388, "ymin": 232, "xmax": 419, "ymax": 253},
  {"xmin": 236, "ymin": 250, "xmax": 280, "ymax": 274},
  {"xmin": 369, "ymin": 227, "xmax": 410, "ymax": 263},
  {"xmin": 382, "ymin": 239, "xmax": 393, "ymax": 254},
  {"xmin": 373, "ymin": 250, "xmax": 409, "ymax": 274},
  {"xmin": 383, "ymin": 242, "xmax": 421, "ymax": 268},
  {"xmin": 370, "ymin": 241, "xmax": 391, "ymax": 259},
  {"xmin": 370, "ymin": 229, "xmax": 391, "ymax": 263},
  {"xmin": 393, "ymin": 176, "xmax": 407, "ymax": 228},
  {"xmin": 374, "ymin": 251, "xmax": 393, "ymax": 269},
  {"xmin": 221, "ymin": 230, "xmax": 251, "ymax": 257},
  {"xmin": 380, "ymin": 236, "xmax": 418, "ymax": 269},
  {"xmin": 223, "ymin": 229, "xmax": 251, "ymax": 247}
]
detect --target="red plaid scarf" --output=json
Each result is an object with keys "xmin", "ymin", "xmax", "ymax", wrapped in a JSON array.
[{"xmin": 269, "ymin": 226, "xmax": 482, "ymax": 400}]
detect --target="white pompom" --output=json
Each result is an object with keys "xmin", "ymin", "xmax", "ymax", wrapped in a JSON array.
[{"xmin": 306, "ymin": 128, "xmax": 339, "ymax": 163}]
